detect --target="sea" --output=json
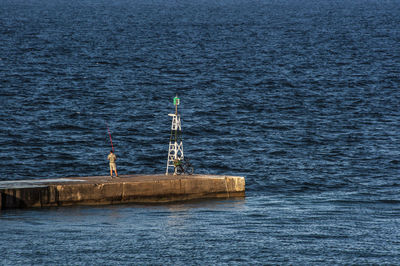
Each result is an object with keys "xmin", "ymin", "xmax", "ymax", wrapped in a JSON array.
[{"xmin": 0, "ymin": 0, "xmax": 399, "ymax": 264}]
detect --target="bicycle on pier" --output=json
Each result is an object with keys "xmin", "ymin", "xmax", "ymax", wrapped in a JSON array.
[{"xmin": 174, "ymin": 158, "xmax": 194, "ymax": 175}]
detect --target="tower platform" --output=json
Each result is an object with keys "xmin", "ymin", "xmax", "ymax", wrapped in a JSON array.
[{"xmin": 0, "ymin": 174, "xmax": 245, "ymax": 210}]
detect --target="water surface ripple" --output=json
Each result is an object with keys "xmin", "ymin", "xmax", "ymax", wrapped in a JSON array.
[{"xmin": 1, "ymin": 0, "xmax": 399, "ymax": 264}]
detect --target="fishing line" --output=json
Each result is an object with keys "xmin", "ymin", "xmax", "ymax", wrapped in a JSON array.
[{"xmin": 106, "ymin": 122, "xmax": 114, "ymax": 152}]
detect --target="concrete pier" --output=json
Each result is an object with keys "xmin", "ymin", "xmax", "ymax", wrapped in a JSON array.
[{"xmin": 0, "ymin": 174, "xmax": 245, "ymax": 210}]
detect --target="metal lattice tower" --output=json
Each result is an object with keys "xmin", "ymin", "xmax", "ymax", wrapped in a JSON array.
[{"xmin": 166, "ymin": 95, "xmax": 184, "ymax": 175}]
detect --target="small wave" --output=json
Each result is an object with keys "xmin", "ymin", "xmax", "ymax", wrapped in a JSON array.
[
  {"xmin": 49, "ymin": 123, "xmax": 86, "ymax": 131},
  {"xmin": 268, "ymin": 150, "xmax": 287, "ymax": 156}
]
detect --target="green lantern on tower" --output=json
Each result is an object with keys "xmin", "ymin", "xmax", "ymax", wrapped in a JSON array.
[{"xmin": 173, "ymin": 95, "xmax": 180, "ymax": 114}]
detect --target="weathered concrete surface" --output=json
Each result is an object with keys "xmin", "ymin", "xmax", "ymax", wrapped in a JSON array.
[{"xmin": 0, "ymin": 174, "xmax": 245, "ymax": 210}]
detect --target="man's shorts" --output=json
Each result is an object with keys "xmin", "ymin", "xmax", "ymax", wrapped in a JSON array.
[{"xmin": 109, "ymin": 163, "xmax": 117, "ymax": 171}]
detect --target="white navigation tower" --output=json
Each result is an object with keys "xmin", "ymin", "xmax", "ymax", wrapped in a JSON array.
[{"xmin": 166, "ymin": 95, "xmax": 184, "ymax": 175}]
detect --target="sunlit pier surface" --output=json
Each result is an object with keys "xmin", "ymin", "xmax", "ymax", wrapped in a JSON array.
[{"xmin": 0, "ymin": 174, "xmax": 245, "ymax": 210}]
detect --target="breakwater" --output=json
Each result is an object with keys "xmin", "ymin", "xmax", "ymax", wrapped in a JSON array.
[{"xmin": 0, "ymin": 175, "xmax": 245, "ymax": 209}]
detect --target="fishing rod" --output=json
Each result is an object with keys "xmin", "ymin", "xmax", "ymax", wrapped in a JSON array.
[{"xmin": 106, "ymin": 123, "xmax": 114, "ymax": 152}]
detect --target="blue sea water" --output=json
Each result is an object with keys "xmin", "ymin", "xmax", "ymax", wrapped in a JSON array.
[{"xmin": 1, "ymin": 0, "xmax": 400, "ymax": 264}]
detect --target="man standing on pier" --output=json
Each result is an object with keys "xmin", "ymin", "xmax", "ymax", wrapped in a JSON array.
[{"xmin": 107, "ymin": 150, "xmax": 118, "ymax": 178}]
